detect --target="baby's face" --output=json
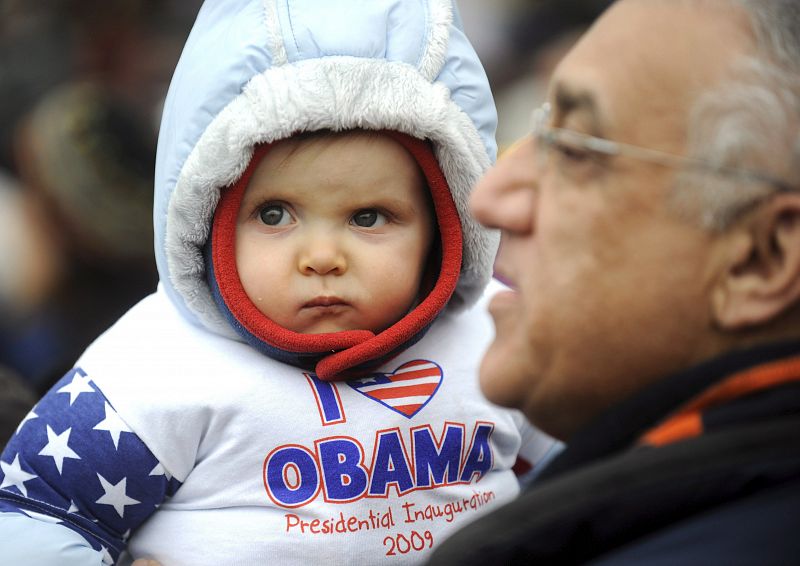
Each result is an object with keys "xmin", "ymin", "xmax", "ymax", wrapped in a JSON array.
[{"xmin": 235, "ymin": 132, "xmax": 435, "ymax": 334}]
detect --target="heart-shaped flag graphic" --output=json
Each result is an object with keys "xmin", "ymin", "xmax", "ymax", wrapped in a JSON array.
[{"xmin": 348, "ymin": 359, "xmax": 443, "ymax": 418}]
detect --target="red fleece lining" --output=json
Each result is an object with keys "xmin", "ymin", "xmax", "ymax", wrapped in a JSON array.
[
  {"xmin": 211, "ymin": 132, "xmax": 462, "ymax": 380},
  {"xmin": 212, "ymin": 146, "xmax": 371, "ymax": 352}
]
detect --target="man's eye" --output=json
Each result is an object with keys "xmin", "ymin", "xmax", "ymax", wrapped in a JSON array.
[
  {"xmin": 351, "ymin": 209, "xmax": 387, "ymax": 228},
  {"xmin": 259, "ymin": 204, "xmax": 291, "ymax": 226},
  {"xmin": 553, "ymin": 141, "xmax": 591, "ymax": 163}
]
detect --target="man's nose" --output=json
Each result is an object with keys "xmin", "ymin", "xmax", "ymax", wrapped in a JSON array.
[
  {"xmin": 298, "ymin": 231, "xmax": 347, "ymax": 275},
  {"xmin": 469, "ymin": 137, "xmax": 538, "ymax": 234}
]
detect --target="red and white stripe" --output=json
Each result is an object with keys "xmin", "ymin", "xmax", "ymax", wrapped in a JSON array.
[{"xmin": 358, "ymin": 361, "xmax": 442, "ymax": 416}]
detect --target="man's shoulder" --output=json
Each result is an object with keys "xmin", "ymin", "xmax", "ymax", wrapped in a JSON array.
[
  {"xmin": 427, "ymin": 413, "xmax": 800, "ymax": 565},
  {"xmin": 588, "ymin": 479, "xmax": 800, "ymax": 565}
]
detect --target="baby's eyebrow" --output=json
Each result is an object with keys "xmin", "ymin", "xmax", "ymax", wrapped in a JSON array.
[
  {"xmin": 350, "ymin": 196, "xmax": 425, "ymax": 216},
  {"xmin": 355, "ymin": 196, "xmax": 410, "ymax": 208}
]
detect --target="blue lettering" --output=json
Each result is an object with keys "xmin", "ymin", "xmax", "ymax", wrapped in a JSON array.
[
  {"xmin": 264, "ymin": 422, "xmax": 497, "ymax": 508},
  {"xmin": 414, "ymin": 425, "xmax": 463, "ymax": 487},
  {"xmin": 265, "ymin": 446, "xmax": 319, "ymax": 507},
  {"xmin": 369, "ymin": 431, "xmax": 414, "ymax": 495},
  {"xmin": 460, "ymin": 424, "xmax": 493, "ymax": 482},
  {"xmin": 318, "ymin": 439, "xmax": 368, "ymax": 501},
  {"xmin": 304, "ymin": 373, "xmax": 345, "ymax": 425}
]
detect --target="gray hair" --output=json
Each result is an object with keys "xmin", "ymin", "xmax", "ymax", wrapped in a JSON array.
[{"xmin": 675, "ymin": 0, "xmax": 800, "ymax": 230}]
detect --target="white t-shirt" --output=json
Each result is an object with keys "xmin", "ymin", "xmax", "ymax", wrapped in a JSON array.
[{"xmin": 0, "ymin": 283, "xmax": 556, "ymax": 565}]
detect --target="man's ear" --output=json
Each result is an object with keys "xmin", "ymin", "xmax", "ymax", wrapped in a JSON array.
[{"xmin": 712, "ymin": 193, "xmax": 800, "ymax": 329}]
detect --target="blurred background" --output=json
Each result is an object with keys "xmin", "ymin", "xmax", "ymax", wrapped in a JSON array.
[
  {"xmin": 0, "ymin": 0, "xmax": 611, "ymax": 440},
  {"xmin": 459, "ymin": 0, "xmax": 613, "ymax": 149}
]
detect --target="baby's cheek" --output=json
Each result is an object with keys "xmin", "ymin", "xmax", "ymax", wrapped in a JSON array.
[{"xmin": 377, "ymin": 272, "xmax": 422, "ymax": 315}]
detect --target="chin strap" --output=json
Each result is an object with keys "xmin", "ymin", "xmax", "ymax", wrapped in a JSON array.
[{"xmin": 208, "ymin": 131, "xmax": 462, "ymax": 381}]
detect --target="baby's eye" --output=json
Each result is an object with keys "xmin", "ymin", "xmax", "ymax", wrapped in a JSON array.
[
  {"xmin": 259, "ymin": 204, "xmax": 291, "ymax": 226},
  {"xmin": 351, "ymin": 209, "xmax": 388, "ymax": 228}
]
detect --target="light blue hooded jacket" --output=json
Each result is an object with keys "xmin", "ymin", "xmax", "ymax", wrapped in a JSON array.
[{"xmin": 155, "ymin": 0, "xmax": 499, "ymax": 349}]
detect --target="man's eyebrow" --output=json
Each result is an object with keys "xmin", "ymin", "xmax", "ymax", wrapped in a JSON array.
[{"xmin": 552, "ymin": 82, "xmax": 602, "ymax": 129}]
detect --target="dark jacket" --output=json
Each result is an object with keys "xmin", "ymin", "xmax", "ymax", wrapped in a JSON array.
[{"xmin": 427, "ymin": 341, "xmax": 800, "ymax": 565}]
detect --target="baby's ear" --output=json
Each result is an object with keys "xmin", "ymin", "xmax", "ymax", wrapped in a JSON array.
[{"xmin": 712, "ymin": 193, "xmax": 800, "ymax": 329}]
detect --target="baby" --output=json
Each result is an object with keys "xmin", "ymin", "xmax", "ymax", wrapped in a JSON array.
[{"xmin": 0, "ymin": 1, "xmax": 556, "ymax": 564}]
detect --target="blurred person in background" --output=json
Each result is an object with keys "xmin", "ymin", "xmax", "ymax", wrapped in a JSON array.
[
  {"xmin": 0, "ymin": 0, "xmax": 201, "ymax": 394},
  {"xmin": 0, "ymin": 365, "xmax": 36, "ymax": 447},
  {"xmin": 0, "ymin": 81, "xmax": 158, "ymax": 393},
  {"xmin": 0, "ymin": 0, "xmax": 201, "ymax": 173}
]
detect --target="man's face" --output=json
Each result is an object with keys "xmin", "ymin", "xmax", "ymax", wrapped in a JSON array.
[
  {"xmin": 236, "ymin": 132, "xmax": 434, "ymax": 334},
  {"xmin": 470, "ymin": 0, "xmax": 753, "ymax": 439}
]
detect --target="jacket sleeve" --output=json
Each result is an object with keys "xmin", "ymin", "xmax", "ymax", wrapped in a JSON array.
[
  {"xmin": 0, "ymin": 512, "xmax": 107, "ymax": 565},
  {"xmin": 0, "ymin": 367, "xmax": 181, "ymax": 564}
]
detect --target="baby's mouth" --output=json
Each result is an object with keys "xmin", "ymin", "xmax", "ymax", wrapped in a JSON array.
[{"xmin": 302, "ymin": 296, "xmax": 349, "ymax": 309}]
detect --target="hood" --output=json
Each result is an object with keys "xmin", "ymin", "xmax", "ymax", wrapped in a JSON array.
[{"xmin": 153, "ymin": 0, "xmax": 500, "ymax": 375}]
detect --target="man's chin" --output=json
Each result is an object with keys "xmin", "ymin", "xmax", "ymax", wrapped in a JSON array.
[
  {"xmin": 487, "ymin": 288, "xmax": 519, "ymax": 318},
  {"xmin": 478, "ymin": 340, "xmax": 525, "ymax": 409}
]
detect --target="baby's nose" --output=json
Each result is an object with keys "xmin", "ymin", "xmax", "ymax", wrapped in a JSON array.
[{"xmin": 298, "ymin": 235, "xmax": 347, "ymax": 275}]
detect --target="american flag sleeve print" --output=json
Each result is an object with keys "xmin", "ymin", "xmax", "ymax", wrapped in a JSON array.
[{"xmin": 0, "ymin": 367, "xmax": 181, "ymax": 563}]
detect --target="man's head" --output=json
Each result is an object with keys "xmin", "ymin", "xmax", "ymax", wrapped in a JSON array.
[
  {"xmin": 235, "ymin": 130, "xmax": 435, "ymax": 335},
  {"xmin": 471, "ymin": 0, "xmax": 800, "ymax": 440}
]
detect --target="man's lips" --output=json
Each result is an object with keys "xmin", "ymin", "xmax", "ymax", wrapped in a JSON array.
[{"xmin": 493, "ymin": 266, "xmax": 518, "ymax": 291}]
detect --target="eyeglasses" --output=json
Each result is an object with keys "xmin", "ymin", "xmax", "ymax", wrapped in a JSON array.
[{"xmin": 530, "ymin": 102, "xmax": 795, "ymax": 193}]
